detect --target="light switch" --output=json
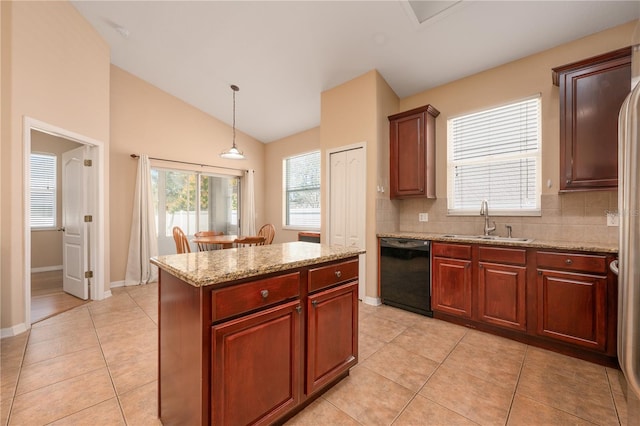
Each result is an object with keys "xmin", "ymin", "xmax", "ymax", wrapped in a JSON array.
[{"xmin": 418, "ymin": 213, "xmax": 428, "ymax": 222}]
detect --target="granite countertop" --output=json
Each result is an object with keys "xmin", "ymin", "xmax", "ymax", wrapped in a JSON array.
[
  {"xmin": 377, "ymin": 232, "xmax": 618, "ymax": 254},
  {"xmin": 151, "ymin": 241, "xmax": 365, "ymax": 288}
]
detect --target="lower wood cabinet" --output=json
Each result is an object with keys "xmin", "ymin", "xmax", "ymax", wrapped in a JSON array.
[
  {"xmin": 306, "ymin": 281, "xmax": 358, "ymax": 395},
  {"xmin": 430, "ymin": 242, "xmax": 617, "ymax": 365},
  {"xmin": 211, "ymin": 300, "xmax": 302, "ymax": 426},
  {"xmin": 432, "ymin": 256, "xmax": 472, "ymax": 318},
  {"xmin": 478, "ymin": 262, "xmax": 527, "ymax": 331}
]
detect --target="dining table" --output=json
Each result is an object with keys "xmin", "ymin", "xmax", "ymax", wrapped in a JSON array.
[{"xmin": 192, "ymin": 234, "xmax": 238, "ymax": 250}]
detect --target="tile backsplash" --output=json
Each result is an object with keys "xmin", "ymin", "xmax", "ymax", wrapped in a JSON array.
[{"xmin": 376, "ymin": 192, "xmax": 618, "ymax": 246}]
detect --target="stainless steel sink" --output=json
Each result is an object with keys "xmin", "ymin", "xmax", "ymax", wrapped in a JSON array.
[{"xmin": 441, "ymin": 234, "xmax": 533, "ymax": 243}]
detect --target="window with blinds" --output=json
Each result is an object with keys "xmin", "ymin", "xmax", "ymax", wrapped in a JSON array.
[
  {"xmin": 447, "ymin": 96, "xmax": 541, "ymax": 215},
  {"xmin": 30, "ymin": 153, "xmax": 57, "ymax": 228},
  {"xmin": 284, "ymin": 151, "xmax": 320, "ymax": 229}
]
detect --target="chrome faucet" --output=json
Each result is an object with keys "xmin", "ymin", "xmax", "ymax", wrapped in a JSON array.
[{"xmin": 480, "ymin": 199, "xmax": 496, "ymax": 236}]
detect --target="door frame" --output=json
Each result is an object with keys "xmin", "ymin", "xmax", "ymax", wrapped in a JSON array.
[
  {"xmin": 325, "ymin": 142, "xmax": 367, "ymax": 301},
  {"xmin": 23, "ymin": 117, "xmax": 107, "ymax": 326}
]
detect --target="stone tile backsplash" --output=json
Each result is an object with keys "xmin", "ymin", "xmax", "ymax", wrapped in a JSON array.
[{"xmin": 376, "ymin": 192, "xmax": 619, "ymax": 246}]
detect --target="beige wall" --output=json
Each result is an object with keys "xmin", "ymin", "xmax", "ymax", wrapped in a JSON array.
[
  {"xmin": 264, "ymin": 127, "xmax": 320, "ymax": 244},
  {"xmin": 391, "ymin": 20, "xmax": 637, "ymax": 246},
  {"xmin": 1, "ymin": 1, "xmax": 110, "ymax": 332},
  {"xmin": 109, "ymin": 66, "xmax": 266, "ymax": 283},
  {"xmin": 30, "ymin": 131, "xmax": 83, "ymax": 269},
  {"xmin": 320, "ymin": 70, "xmax": 397, "ymax": 300}
]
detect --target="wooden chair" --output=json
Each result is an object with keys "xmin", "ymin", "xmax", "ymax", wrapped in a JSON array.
[
  {"xmin": 173, "ymin": 226, "xmax": 191, "ymax": 254},
  {"xmin": 257, "ymin": 224, "xmax": 276, "ymax": 245},
  {"xmin": 194, "ymin": 230, "xmax": 224, "ymax": 251},
  {"xmin": 234, "ymin": 236, "xmax": 266, "ymax": 248}
]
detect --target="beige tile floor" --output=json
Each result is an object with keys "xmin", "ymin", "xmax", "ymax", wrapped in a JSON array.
[{"xmin": 0, "ymin": 283, "xmax": 629, "ymax": 425}]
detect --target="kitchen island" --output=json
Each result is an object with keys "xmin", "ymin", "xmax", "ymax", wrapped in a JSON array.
[{"xmin": 151, "ymin": 242, "xmax": 364, "ymax": 426}]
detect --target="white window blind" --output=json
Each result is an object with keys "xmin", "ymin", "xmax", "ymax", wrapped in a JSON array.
[
  {"xmin": 30, "ymin": 153, "xmax": 57, "ymax": 228},
  {"xmin": 447, "ymin": 96, "xmax": 541, "ymax": 215},
  {"xmin": 284, "ymin": 151, "xmax": 320, "ymax": 229}
]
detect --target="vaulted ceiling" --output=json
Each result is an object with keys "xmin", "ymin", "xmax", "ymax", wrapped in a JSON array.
[{"xmin": 72, "ymin": 1, "xmax": 639, "ymax": 142}]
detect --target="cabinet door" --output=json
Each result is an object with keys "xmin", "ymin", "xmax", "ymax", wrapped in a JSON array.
[
  {"xmin": 390, "ymin": 111, "xmax": 425, "ymax": 198},
  {"xmin": 478, "ymin": 262, "xmax": 526, "ymax": 331},
  {"xmin": 307, "ymin": 281, "xmax": 358, "ymax": 395},
  {"xmin": 556, "ymin": 48, "xmax": 631, "ymax": 191},
  {"xmin": 211, "ymin": 300, "xmax": 302, "ymax": 426},
  {"xmin": 536, "ymin": 269, "xmax": 607, "ymax": 351},
  {"xmin": 432, "ymin": 257, "xmax": 472, "ymax": 318}
]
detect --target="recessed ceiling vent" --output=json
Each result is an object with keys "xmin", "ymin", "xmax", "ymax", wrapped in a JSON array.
[{"xmin": 402, "ymin": 0, "xmax": 465, "ymax": 28}]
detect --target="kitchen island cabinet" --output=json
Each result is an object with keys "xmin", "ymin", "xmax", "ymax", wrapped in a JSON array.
[{"xmin": 152, "ymin": 242, "xmax": 363, "ymax": 426}]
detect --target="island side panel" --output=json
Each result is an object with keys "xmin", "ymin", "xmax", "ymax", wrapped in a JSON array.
[{"xmin": 159, "ymin": 269, "xmax": 207, "ymax": 426}]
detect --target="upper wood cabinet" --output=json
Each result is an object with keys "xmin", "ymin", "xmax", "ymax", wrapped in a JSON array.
[
  {"xmin": 389, "ymin": 104, "xmax": 440, "ymax": 199},
  {"xmin": 553, "ymin": 47, "xmax": 631, "ymax": 192}
]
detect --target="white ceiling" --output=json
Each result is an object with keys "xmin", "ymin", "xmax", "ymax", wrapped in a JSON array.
[{"xmin": 71, "ymin": 1, "xmax": 640, "ymax": 143}]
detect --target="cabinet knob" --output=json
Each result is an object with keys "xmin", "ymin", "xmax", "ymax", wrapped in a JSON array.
[
  {"xmin": 312, "ymin": 300, "xmax": 318, "ymax": 308},
  {"xmin": 335, "ymin": 270, "xmax": 342, "ymax": 278},
  {"xmin": 565, "ymin": 259, "xmax": 573, "ymax": 265},
  {"xmin": 295, "ymin": 305, "xmax": 302, "ymax": 314},
  {"xmin": 260, "ymin": 289, "xmax": 269, "ymax": 299}
]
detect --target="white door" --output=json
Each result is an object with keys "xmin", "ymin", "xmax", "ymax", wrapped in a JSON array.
[
  {"xmin": 62, "ymin": 146, "xmax": 89, "ymax": 299},
  {"xmin": 329, "ymin": 147, "xmax": 366, "ymax": 299}
]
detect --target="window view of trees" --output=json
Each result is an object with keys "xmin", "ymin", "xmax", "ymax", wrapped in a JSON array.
[{"xmin": 152, "ymin": 168, "xmax": 240, "ymax": 254}]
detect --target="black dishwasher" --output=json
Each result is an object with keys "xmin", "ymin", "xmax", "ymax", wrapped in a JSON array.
[{"xmin": 380, "ymin": 238, "xmax": 432, "ymax": 317}]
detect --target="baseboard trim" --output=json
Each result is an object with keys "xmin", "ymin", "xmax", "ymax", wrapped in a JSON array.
[
  {"xmin": 363, "ymin": 296, "xmax": 381, "ymax": 306},
  {"xmin": 103, "ymin": 290, "xmax": 113, "ymax": 299},
  {"xmin": 0, "ymin": 323, "xmax": 29, "ymax": 339},
  {"xmin": 110, "ymin": 281, "xmax": 125, "ymax": 288},
  {"xmin": 31, "ymin": 265, "xmax": 63, "ymax": 273}
]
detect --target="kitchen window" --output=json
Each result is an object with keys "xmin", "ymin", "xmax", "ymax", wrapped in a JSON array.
[
  {"xmin": 283, "ymin": 151, "xmax": 320, "ymax": 229},
  {"xmin": 152, "ymin": 168, "xmax": 240, "ymax": 255},
  {"xmin": 447, "ymin": 96, "xmax": 541, "ymax": 215},
  {"xmin": 30, "ymin": 152, "xmax": 57, "ymax": 228}
]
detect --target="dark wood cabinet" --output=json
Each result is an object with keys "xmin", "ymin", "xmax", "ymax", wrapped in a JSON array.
[
  {"xmin": 306, "ymin": 281, "xmax": 358, "ymax": 395},
  {"xmin": 553, "ymin": 47, "xmax": 631, "ymax": 191},
  {"xmin": 211, "ymin": 301, "xmax": 302, "ymax": 426},
  {"xmin": 389, "ymin": 104, "xmax": 440, "ymax": 199},
  {"xmin": 157, "ymin": 255, "xmax": 360, "ymax": 426},
  {"xmin": 478, "ymin": 246, "xmax": 527, "ymax": 331},
  {"xmin": 535, "ymin": 250, "xmax": 612, "ymax": 352},
  {"xmin": 428, "ymin": 242, "xmax": 617, "ymax": 366},
  {"xmin": 432, "ymin": 243, "xmax": 472, "ymax": 318}
]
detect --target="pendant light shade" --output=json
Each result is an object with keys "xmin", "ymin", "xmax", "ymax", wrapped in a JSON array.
[{"xmin": 220, "ymin": 84, "xmax": 246, "ymax": 160}]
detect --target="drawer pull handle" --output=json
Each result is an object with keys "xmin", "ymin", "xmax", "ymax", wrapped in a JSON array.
[
  {"xmin": 335, "ymin": 270, "xmax": 342, "ymax": 278},
  {"xmin": 296, "ymin": 305, "xmax": 302, "ymax": 314},
  {"xmin": 312, "ymin": 300, "xmax": 318, "ymax": 308},
  {"xmin": 260, "ymin": 289, "xmax": 269, "ymax": 299},
  {"xmin": 565, "ymin": 259, "xmax": 573, "ymax": 265}
]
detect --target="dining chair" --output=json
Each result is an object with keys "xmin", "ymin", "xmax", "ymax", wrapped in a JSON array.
[
  {"xmin": 257, "ymin": 224, "xmax": 276, "ymax": 245},
  {"xmin": 173, "ymin": 226, "xmax": 191, "ymax": 254},
  {"xmin": 194, "ymin": 230, "xmax": 224, "ymax": 251},
  {"xmin": 234, "ymin": 236, "xmax": 266, "ymax": 248}
]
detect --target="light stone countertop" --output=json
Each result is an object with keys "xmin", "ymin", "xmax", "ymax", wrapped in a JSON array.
[
  {"xmin": 151, "ymin": 241, "xmax": 365, "ymax": 288},
  {"xmin": 377, "ymin": 232, "xmax": 618, "ymax": 254}
]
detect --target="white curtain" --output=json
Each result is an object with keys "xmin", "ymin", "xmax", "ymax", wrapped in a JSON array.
[
  {"xmin": 241, "ymin": 169, "xmax": 256, "ymax": 236},
  {"xmin": 125, "ymin": 154, "xmax": 158, "ymax": 285}
]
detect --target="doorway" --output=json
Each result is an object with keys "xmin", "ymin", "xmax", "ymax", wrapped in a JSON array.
[
  {"xmin": 30, "ymin": 131, "xmax": 87, "ymax": 322},
  {"xmin": 23, "ymin": 117, "xmax": 106, "ymax": 327}
]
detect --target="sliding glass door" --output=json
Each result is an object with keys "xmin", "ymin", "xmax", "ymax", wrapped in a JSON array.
[{"xmin": 152, "ymin": 168, "xmax": 240, "ymax": 255}]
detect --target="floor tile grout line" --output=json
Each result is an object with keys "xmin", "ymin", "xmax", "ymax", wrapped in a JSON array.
[
  {"xmin": 3, "ymin": 330, "xmax": 30, "ymax": 426},
  {"xmin": 604, "ymin": 368, "xmax": 625, "ymax": 426},
  {"xmin": 87, "ymin": 297, "xmax": 130, "ymax": 425},
  {"xmin": 503, "ymin": 343, "xmax": 529, "ymax": 426}
]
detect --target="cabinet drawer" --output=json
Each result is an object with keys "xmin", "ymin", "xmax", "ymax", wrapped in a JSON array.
[
  {"xmin": 211, "ymin": 272, "xmax": 300, "ymax": 322},
  {"xmin": 478, "ymin": 246, "xmax": 526, "ymax": 265},
  {"xmin": 536, "ymin": 251, "xmax": 607, "ymax": 274},
  {"xmin": 432, "ymin": 243, "xmax": 472, "ymax": 260},
  {"xmin": 308, "ymin": 259, "xmax": 358, "ymax": 293}
]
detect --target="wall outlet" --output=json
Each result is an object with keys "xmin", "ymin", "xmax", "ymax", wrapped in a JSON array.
[
  {"xmin": 606, "ymin": 211, "xmax": 619, "ymax": 227},
  {"xmin": 418, "ymin": 213, "xmax": 428, "ymax": 222}
]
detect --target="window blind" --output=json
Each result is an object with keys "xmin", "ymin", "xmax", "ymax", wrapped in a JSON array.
[
  {"xmin": 285, "ymin": 151, "xmax": 320, "ymax": 228},
  {"xmin": 30, "ymin": 153, "xmax": 57, "ymax": 228},
  {"xmin": 448, "ymin": 96, "xmax": 541, "ymax": 213}
]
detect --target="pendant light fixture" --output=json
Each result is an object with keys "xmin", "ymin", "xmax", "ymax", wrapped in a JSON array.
[{"xmin": 220, "ymin": 84, "xmax": 246, "ymax": 160}]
